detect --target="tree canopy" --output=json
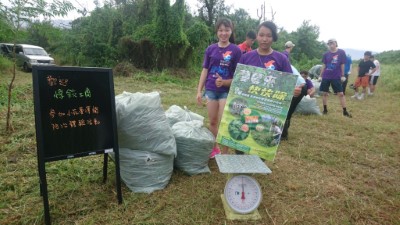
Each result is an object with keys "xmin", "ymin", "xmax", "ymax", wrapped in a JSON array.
[
  {"xmin": 1, "ymin": 0, "xmax": 74, "ymax": 131},
  {"xmin": 1, "ymin": 0, "xmax": 398, "ymax": 72}
]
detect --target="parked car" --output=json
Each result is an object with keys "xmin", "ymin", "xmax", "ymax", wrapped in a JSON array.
[
  {"xmin": 12, "ymin": 44, "xmax": 55, "ymax": 72},
  {"xmin": 0, "ymin": 43, "xmax": 14, "ymax": 57}
]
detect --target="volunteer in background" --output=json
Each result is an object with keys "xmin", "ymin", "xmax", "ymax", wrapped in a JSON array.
[{"xmin": 319, "ymin": 38, "xmax": 352, "ymax": 117}]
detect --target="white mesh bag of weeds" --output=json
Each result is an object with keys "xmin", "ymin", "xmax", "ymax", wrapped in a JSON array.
[
  {"xmin": 312, "ymin": 79, "xmax": 322, "ymax": 97},
  {"xmin": 115, "ymin": 91, "xmax": 176, "ymax": 156},
  {"xmin": 294, "ymin": 95, "xmax": 322, "ymax": 115},
  {"xmin": 171, "ymin": 120, "xmax": 214, "ymax": 175},
  {"xmin": 165, "ymin": 105, "xmax": 204, "ymax": 127},
  {"xmin": 110, "ymin": 148, "xmax": 174, "ymax": 193}
]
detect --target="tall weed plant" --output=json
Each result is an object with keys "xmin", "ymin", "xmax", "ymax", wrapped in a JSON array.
[
  {"xmin": 0, "ymin": 56, "xmax": 13, "ymax": 72},
  {"xmin": 380, "ymin": 64, "xmax": 400, "ymax": 92},
  {"xmin": 0, "ymin": 57, "xmax": 13, "ymax": 108}
]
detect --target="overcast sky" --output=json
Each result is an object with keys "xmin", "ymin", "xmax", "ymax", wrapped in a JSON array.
[{"xmin": 7, "ymin": 0, "xmax": 396, "ymax": 52}]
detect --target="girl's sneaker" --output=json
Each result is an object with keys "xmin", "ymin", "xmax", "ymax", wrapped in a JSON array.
[{"xmin": 209, "ymin": 147, "xmax": 221, "ymax": 159}]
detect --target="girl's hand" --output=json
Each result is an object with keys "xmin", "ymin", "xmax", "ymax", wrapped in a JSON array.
[
  {"xmin": 293, "ymin": 86, "xmax": 302, "ymax": 97},
  {"xmin": 215, "ymin": 73, "xmax": 223, "ymax": 87},
  {"xmin": 196, "ymin": 92, "xmax": 203, "ymax": 106}
]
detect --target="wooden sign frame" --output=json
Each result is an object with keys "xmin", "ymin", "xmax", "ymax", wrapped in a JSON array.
[{"xmin": 32, "ymin": 66, "xmax": 122, "ymax": 225}]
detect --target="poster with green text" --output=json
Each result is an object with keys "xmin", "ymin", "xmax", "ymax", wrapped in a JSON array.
[{"xmin": 216, "ymin": 63, "xmax": 298, "ymax": 161}]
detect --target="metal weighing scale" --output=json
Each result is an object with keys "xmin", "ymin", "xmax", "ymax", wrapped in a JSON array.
[{"xmin": 215, "ymin": 154, "xmax": 272, "ymax": 220}]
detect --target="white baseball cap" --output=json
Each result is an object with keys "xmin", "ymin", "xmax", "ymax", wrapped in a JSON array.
[
  {"xmin": 327, "ymin": 38, "xmax": 337, "ymax": 43},
  {"xmin": 285, "ymin": 41, "xmax": 295, "ymax": 48}
]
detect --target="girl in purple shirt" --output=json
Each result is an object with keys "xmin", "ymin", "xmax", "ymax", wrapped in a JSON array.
[
  {"xmin": 196, "ymin": 18, "xmax": 242, "ymax": 158},
  {"xmin": 238, "ymin": 21, "xmax": 305, "ymax": 141}
]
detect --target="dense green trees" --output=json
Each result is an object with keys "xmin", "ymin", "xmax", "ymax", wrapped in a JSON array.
[
  {"xmin": 0, "ymin": 18, "xmax": 13, "ymax": 41},
  {"xmin": 1, "ymin": 0, "xmax": 327, "ymax": 71},
  {"xmin": 0, "ymin": 0, "xmax": 74, "ymax": 131},
  {"xmin": 375, "ymin": 50, "xmax": 400, "ymax": 64},
  {"xmin": 279, "ymin": 20, "xmax": 328, "ymax": 71},
  {"xmin": 57, "ymin": 1, "xmax": 329, "ymax": 71},
  {"xmin": 1, "ymin": 0, "xmax": 399, "ymax": 73},
  {"xmin": 197, "ymin": 0, "xmax": 230, "ymax": 27},
  {"xmin": 153, "ymin": 0, "xmax": 189, "ymax": 68},
  {"xmin": 229, "ymin": 8, "xmax": 259, "ymax": 44}
]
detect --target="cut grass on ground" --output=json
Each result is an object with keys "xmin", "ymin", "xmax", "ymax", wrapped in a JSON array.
[{"xmin": 1, "ymin": 66, "xmax": 399, "ymax": 225}]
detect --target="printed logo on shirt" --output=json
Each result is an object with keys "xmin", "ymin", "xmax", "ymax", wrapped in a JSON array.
[
  {"xmin": 264, "ymin": 60, "xmax": 276, "ymax": 70},
  {"xmin": 327, "ymin": 54, "xmax": 339, "ymax": 70},
  {"xmin": 220, "ymin": 51, "xmax": 232, "ymax": 67},
  {"xmin": 210, "ymin": 66, "xmax": 228, "ymax": 78},
  {"xmin": 223, "ymin": 51, "xmax": 232, "ymax": 61}
]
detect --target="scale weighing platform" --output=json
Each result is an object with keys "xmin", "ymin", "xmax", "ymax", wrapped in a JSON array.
[{"xmin": 215, "ymin": 154, "xmax": 272, "ymax": 220}]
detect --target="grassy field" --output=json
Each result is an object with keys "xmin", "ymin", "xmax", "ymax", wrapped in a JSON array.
[{"xmin": 0, "ymin": 65, "xmax": 399, "ymax": 225}]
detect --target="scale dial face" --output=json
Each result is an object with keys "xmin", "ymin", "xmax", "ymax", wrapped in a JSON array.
[{"xmin": 224, "ymin": 175, "xmax": 262, "ymax": 214}]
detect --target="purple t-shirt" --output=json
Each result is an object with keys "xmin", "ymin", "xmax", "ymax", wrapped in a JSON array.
[
  {"xmin": 281, "ymin": 50, "xmax": 289, "ymax": 59},
  {"xmin": 321, "ymin": 49, "xmax": 346, "ymax": 79},
  {"xmin": 238, "ymin": 50, "xmax": 292, "ymax": 73},
  {"xmin": 305, "ymin": 79, "xmax": 314, "ymax": 90},
  {"xmin": 202, "ymin": 43, "xmax": 242, "ymax": 92}
]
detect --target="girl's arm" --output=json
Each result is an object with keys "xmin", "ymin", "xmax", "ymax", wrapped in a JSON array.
[{"xmin": 197, "ymin": 68, "xmax": 208, "ymax": 105}]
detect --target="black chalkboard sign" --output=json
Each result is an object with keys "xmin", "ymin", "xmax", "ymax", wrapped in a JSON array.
[
  {"xmin": 32, "ymin": 66, "xmax": 122, "ymax": 225},
  {"xmin": 33, "ymin": 66, "xmax": 116, "ymax": 161}
]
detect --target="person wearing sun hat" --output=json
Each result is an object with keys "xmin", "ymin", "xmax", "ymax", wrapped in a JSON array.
[
  {"xmin": 319, "ymin": 38, "xmax": 352, "ymax": 117},
  {"xmin": 282, "ymin": 41, "xmax": 295, "ymax": 62}
]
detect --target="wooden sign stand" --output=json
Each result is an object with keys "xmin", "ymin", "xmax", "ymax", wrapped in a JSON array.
[
  {"xmin": 38, "ymin": 153, "xmax": 121, "ymax": 225},
  {"xmin": 33, "ymin": 66, "xmax": 122, "ymax": 225}
]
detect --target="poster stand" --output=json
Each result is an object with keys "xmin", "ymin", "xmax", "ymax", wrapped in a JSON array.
[{"xmin": 32, "ymin": 66, "xmax": 122, "ymax": 225}]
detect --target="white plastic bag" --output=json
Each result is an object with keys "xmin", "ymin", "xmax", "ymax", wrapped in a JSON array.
[
  {"xmin": 294, "ymin": 95, "xmax": 322, "ymax": 115},
  {"xmin": 172, "ymin": 120, "xmax": 214, "ymax": 175},
  {"xmin": 115, "ymin": 91, "xmax": 176, "ymax": 156},
  {"xmin": 165, "ymin": 105, "xmax": 204, "ymax": 127},
  {"xmin": 111, "ymin": 148, "xmax": 174, "ymax": 193}
]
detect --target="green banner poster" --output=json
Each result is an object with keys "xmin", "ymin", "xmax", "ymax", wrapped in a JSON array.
[{"xmin": 216, "ymin": 64, "xmax": 298, "ymax": 161}]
